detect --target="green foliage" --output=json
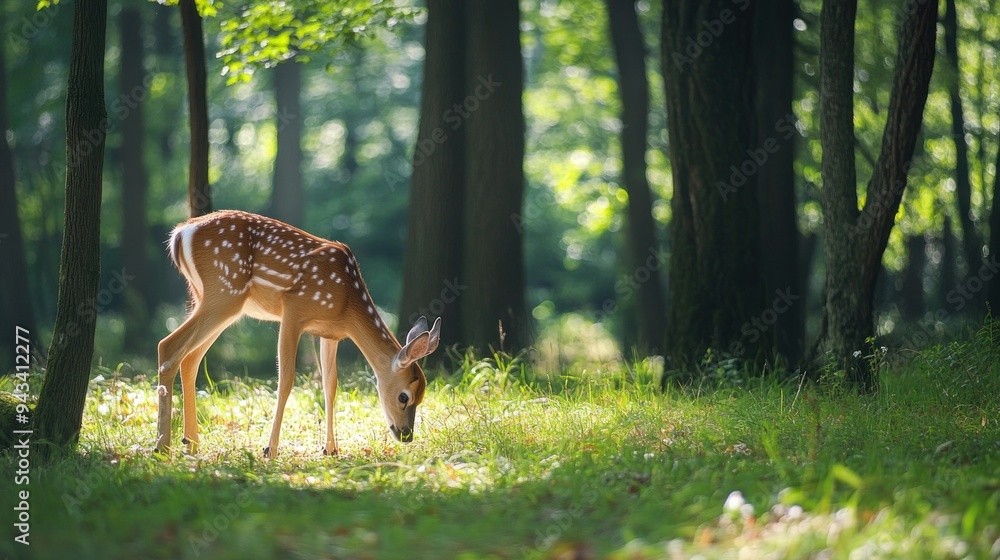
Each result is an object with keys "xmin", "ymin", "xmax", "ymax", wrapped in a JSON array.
[
  {"xmin": 217, "ymin": 0, "xmax": 421, "ymax": 83},
  {"xmin": 2, "ymin": 333, "xmax": 999, "ymax": 557}
]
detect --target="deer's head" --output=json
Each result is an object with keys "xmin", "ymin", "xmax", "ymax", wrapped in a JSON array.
[{"xmin": 376, "ymin": 316, "xmax": 440, "ymax": 442}]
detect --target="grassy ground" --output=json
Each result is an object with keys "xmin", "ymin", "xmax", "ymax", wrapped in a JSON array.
[{"xmin": 2, "ymin": 334, "xmax": 999, "ymax": 559}]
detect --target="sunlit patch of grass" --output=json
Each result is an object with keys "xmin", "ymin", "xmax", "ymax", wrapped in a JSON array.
[{"xmin": 1, "ymin": 329, "xmax": 999, "ymax": 559}]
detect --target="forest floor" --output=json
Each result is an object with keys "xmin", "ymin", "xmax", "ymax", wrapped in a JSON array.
[{"xmin": 1, "ymin": 332, "xmax": 999, "ymax": 559}]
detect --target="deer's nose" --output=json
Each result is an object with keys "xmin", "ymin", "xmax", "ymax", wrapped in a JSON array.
[{"xmin": 390, "ymin": 425, "xmax": 413, "ymax": 442}]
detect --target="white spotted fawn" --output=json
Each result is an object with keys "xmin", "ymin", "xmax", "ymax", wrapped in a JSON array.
[{"xmin": 155, "ymin": 210, "xmax": 441, "ymax": 457}]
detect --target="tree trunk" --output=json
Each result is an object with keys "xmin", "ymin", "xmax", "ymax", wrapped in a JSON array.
[
  {"xmin": 180, "ymin": 0, "xmax": 210, "ymax": 217},
  {"xmin": 660, "ymin": 2, "xmax": 766, "ymax": 367},
  {"xmin": 898, "ymin": 234, "xmax": 926, "ymax": 320},
  {"xmin": 606, "ymin": 0, "xmax": 666, "ymax": 355},
  {"xmin": 267, "ymin": 60, "xmax": 304, "ymax": 226},
  {"xmin": 119, "ymin": 7, "xmax": 151, "ymax": 355},
  {"xmin": 462, "ymin": 0, "xmax": 529, "ymax": 352},
  {"xmin": 754, "ymin": 0, "xmax": 802, "ymax": 365},
  {"xmin": 942, "ymin": 0, "xmax": 983, "ymax": 282},
  {"xmin": 940, "ymin": 215, "xmax": 957, "ymax": 308},
  {"xmin": 818, "ymin": 0, "xmax": 937, "ymax": 392},
  {"xmin": 944, "ymin": 0, "xmax": 980, "ymax": 284},
  {"xmin": 0, "ymin": 9, "xmax": 39, "ymax": 368},
  {"xmin": 988, "ymin": 120, "xmax": 1000, "ymax": 310},
  {"xmin": 32, "ymin": 0, "xmax": 108, "ymax": 459},
  {"xmin": 153, "ymin": 3, "xmax": 176, "ymax": 161},
  {"xmin": 399, "ymin": 0, "xmax": 466, "ymax": 352}
]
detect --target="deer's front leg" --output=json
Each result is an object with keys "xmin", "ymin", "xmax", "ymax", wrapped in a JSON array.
[
  {"xmin": 265, "ymin": 319, "xmax": 303, "ymax": 458},
  {"xmin": 320, "ymin": 338, "xmax": 340, "ymax": 456}
]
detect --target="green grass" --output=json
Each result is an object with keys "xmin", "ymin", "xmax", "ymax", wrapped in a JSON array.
[{"xmin": 2, "ymin": 337, "xmax": 999, "ymax": 559}]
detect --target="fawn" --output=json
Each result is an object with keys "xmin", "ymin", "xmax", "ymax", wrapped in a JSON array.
[{"xmin": 155, "ymin": 210, "xmax": 440, "ymax": 456}]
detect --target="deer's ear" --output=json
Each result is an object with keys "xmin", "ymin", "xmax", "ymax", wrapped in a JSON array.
[
  {"xmin": 405, "ymin": 316, "xmax": 429, "ymax": 345},
  {"xmin": 394, "ymin": 331, "xmax": 430, "ymax": 371},
  {"xmin": 426, "ymin": 317, "xmax": 442, "ymax": 355}
]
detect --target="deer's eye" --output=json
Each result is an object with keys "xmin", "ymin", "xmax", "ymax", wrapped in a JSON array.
[{"xmin": 398, "ymin": 393, "xmax": 410, "ymax": 405}]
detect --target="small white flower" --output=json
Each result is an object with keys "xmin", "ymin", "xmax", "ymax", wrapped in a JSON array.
[
  {"xmin": 723, "ymin": 491, "xmax": 745, "ymax": 514},
  {"xmin": 853, "ymin": 350, "xmax": 862, "ymax": 358}
]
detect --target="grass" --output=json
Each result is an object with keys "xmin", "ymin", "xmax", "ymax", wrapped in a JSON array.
[{"xmin": 2, "ymin": 333, "xmax": 999, "ymax": 559}]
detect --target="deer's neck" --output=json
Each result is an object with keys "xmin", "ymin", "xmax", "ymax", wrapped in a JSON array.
[{"xmin": 346, "ymin": 306, "xmax": 401, "ymax": 377}]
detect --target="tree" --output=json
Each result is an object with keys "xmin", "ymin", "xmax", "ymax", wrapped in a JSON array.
[
  {"xmin": 660, "ymin": 2, "xmax": 767, "ymax": 367},
  {"xmin": 817, "ymin": 0, "xmax": 937, "ymax": 391},
  {"xmin": 605, "ymin": 0, "xmax": 666, "ymax": 354},
  {"xmin": 943, "ymin": 0, "xmax": 980, "ymax": 284},
  {"xmin": 180, "ymin": 0, "xmax": 210, "ymax": 216},
  {"xmin": 462, "ymin": 0, "xmax": 529, "ymax": 351},
  {"xmin": 399, "ymin": 0, "xmax": 466, "ymax": 352},
  {"xmin": 267, "ymin": 60, "xmax": 304, "ymax": 226},
  {"xmin": 988, "ymin": 117, "xmax": 1000, "ymax": 310},
  {"xmin": 119, "ymin": 6, "xmax": 151, "ymax": 354},
  {"xmin": 0, "ymin": 4, "xmax": 39, "ymax": 370},
  {"xmin": 754, "ymin": 0, "xmax": 802, "ymax": 364},
  {"xmin": 32, "ymin": 0, "xmax": 108, "ymax": 458}
]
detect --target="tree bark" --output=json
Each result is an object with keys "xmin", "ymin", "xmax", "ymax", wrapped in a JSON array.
[
  {"xmin": 606, "ymin": 0, "xmax": 666, "ymax": 354},
  {"xmin": 818, "ymin": 0, "xmax": 937, "ymax": 392},
  {"xmin": 119, "ymin": 7, "xmax": 151, "ymax": 355},
  {"xmin": 0, "ymin": 7, "xmax": 39, "ymax": 368},
  {"xmin": 462, "ymin": 0, "xmax": 529, "ymax": 352},
  {"xmin": 33, "ymin": 0, "xmax": 108, "ymax": 459},
  {"xmin": 180, "ymin": 0, "xmax": 210, "ymax": 217},
  {"xmin": 660, "ymin": 2, "xmax": 766, "ymax": 367},
  {"xmin": 267, "ymin": 60, "xmax": 304, "ymax": 226},
  {"xmin": 940, "ymin": 215, "xmax": 957, "ymax": 307},
  {"xmin": 399, "ymin": 0, "xmax": 466, "ymax": 352},
  {"xmin": 944, "ymin": 0, "xmax": 980, "ymax": 284},
  {"xmin": 754, "ymin": 0, "xmax": 801, "ymax": 365}
]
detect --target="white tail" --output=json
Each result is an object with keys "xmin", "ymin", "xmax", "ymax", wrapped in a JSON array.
[{"xmin": 155, "ymin": 210, "xmax": 441, "ymax": 456}]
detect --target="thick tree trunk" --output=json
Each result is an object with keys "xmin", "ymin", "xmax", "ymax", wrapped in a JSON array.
[
  {"xmin": 818, "ymin": 0, "xmax": 937, "ymax": 392},
  {"xmin": 944, "ymin": 0, "xmax": 980, "ymax": 284},
  {"xmin": 267, "ymin": 60, "xmax": 304, "ymax": 226},
  {"xmin": 399, "ymin": 0, "xmax": 466, "ymax": 352},
  {"xmin": 33, "ymin": 0, "xmax": 108, "ymax": 459},
  {"xmin": 606, "ymin": 0, "xmax": 666, "ymax": 355},
  {"xmin": 462, "ymin": 0, "xmax": 529, "ymax": 352},
  {"xmin": 754, "ymin": 0, "xmax": 801, "ymax": 365},
  {"xmin": 119, "ymin": 7, "xmax": 151, "ymax": 355},
  {"xmin": 180, "ymin": 0, "xmax": 210, "ymax": 217},
  {"xmin": 0, "ymin": 24, "xmax": 39, "ymax": 368},
  {"xmin": 660, "ymin": 2, "xmax": 766, "ymax": 367}
]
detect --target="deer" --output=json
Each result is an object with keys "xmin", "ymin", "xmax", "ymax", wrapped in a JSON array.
[{"xmin": 155, "ymin": 210, "xmax": 441, "ymax": 457}]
